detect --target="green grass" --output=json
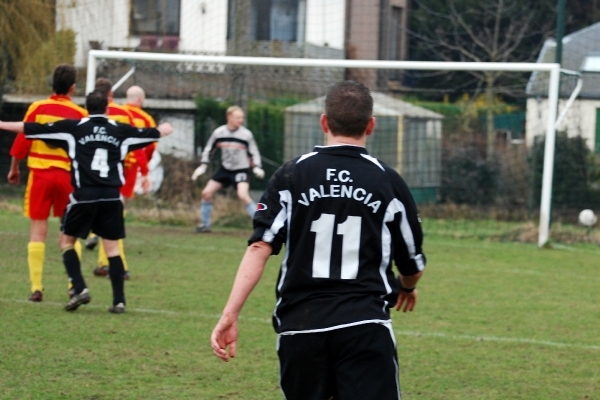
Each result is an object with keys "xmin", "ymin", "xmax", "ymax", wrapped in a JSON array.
[{"xmin": 1, "ymin": 204, "xmax": 599, "ymax": 399}]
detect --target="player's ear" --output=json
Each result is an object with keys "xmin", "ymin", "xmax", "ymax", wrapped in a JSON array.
[
  {"xmin": 365, "ymin": 117, "xmax": 376, "ymax": 136},
  {"xmin": 320, "ymin": 114, "xmax": 329, "ymax": 134},
  {"xmin": 68, "ymin": 84, "xmax": 76, "ymax": 96}
]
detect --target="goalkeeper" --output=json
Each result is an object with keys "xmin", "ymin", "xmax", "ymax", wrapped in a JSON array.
[{"xmin": 191, "ymin": 106, "xmax": 264, "ymax": 233}]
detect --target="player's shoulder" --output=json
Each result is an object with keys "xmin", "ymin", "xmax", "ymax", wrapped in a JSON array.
[
  {"xmin": 108, "ymin": 103, "xmax": 134, "ymax": 124},
  {"xmin": 65, "ymin": 102, "xmax": 88, "ymax": 117},
  {"xmin": 109, "ymin": 102, "xmax": 134, "ymax": 115},
  {"xmin": 239, "ymin": 125, "xmax": 253, "ymax": 135}
]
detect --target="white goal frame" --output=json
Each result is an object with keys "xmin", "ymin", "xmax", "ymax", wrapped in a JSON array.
[{"xmin": 86, "ymin": 49, "xmax": 561, "ymax": 247}]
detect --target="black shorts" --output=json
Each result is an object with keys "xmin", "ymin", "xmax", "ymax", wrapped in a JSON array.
[
  {"xmin": 211, "ymin": 167, "xmax": 250, "ymax": 189},
  {"xmin": 277, "ymin": 322, "xmax": 400, "ymax": 400},
  {"xmin": 61, "ymin": 187, "xmax": 125, "ymax": 240}
]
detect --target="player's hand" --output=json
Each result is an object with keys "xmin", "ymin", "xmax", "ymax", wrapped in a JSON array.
[
  {"xmin": 191, "ymin": 164, "xmax": 207, "ymax": 180},
  {"xmin": 252, "ymin": 167, "xmax": 265, "ymax": 179},
  {"xmin": 141, "ymin": 175, "xmax": 151, "ymax": 194},
  {"xmin": 395, "ymin": 289, "xmax": 417, "ymax": 312},
  {"xmin": 211, "ymin": 313, "xmax": 239, "ymax": 362},
  {"xmin": 157, "ymin": 122, "xmax": 174, "ymax": 137},
  {"xmin": 7, "ymin": 169, "xmax": 20, "ymax": 185}
]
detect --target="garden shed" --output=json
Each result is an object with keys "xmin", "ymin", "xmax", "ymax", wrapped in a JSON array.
[{"xmin": 284, "ymin": 92, "xmax": 444, "ymax": 203}]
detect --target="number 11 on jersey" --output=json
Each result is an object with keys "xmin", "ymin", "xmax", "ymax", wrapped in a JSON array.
[{"xmin": 310, "ymin": 213, "xmax": 361, "ymax": 279}]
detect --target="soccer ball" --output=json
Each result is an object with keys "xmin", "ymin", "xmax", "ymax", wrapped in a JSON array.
[{"xmin": 578, "ymin": 209, "xmax": 597, "ymax": 227}]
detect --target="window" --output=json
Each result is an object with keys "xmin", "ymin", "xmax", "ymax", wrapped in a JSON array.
[
  {"xmin": 131, "ymin": 0, "xmax": 180, "ymax": 36},
  {"xmin": 378, "ymin": 4, "xmax": 405, "ymax": 83},
  {"xmin": 389, "ymin": 6, "xmax": 403, "ymax": 61},
  {"xmin": 228, "ymin": 0, "xmax": 302, "ymax": 42}
]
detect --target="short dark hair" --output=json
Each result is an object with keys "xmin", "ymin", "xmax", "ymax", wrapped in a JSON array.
[
  {"xmin": 52, "ymin": 64, "xmax": 77, "ymax": 95},
  {"xmin": 325, "ymin": 81, "xmax": 373, "ymax": 138},
  {"xmin": 94, "ymin": 78, "xmax": 113, "ymax": 98},
  {"xmin": 86, "ymin": 90, "xmax": 108, "ymax": 115}
]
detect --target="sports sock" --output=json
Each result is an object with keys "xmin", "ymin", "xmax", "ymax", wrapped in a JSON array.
[
  {"xmin": 27, "ymin": 242, "xmax": 45, "ymax": 293},
  {"xmin": 73, "ymin": 240, "xmax": 82, "ymax": 259},
  {"xmin": 118, "ymin": 239, "xmax": 128, "ymax": 271},
  {"xmin": 62, "ymin": 247, "xmax": 87, "ymax": 294},
  {"xmin": 68, "ymin": 241, "xmax": 82, "ymax": 291},
  {"xmin": 97, "ymin": 239, "xmax": 109, "ymax": 267},
  {"xmin": 201, "ymin": 201, "xmax": 213, "ymax": 227},
  {"xmin": 108, "ymin": 255, "xmax": 126, "ymax": 305},
  {"xmin": 246, "ymin": 201, "xmax": 257, "ymax": 219}
]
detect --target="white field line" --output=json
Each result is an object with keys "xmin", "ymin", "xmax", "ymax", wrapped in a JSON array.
[
  {"xmin": 2, "ymin": 298, "xmax": 599, "ymax": 351},
  {"xmin": 395, "ymin": 330, "xmax": 600, "ymax": 351}
]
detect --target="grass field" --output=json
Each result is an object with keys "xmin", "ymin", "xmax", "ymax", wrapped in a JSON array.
[{"xmin": 1, "ymin": 201, "xmax": 600, "ymax": 399}]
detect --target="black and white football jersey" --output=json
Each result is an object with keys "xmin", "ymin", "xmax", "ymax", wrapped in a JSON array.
[
  {"xmin": 24, "ymin": 115, "xmax": 160, "ymax": 190},
  {"xmin": 200, "ymin": 125, "xmax": 262, "ymax": 170},
  {"xmin": 249, "ymin": 145, "xmax": 426, "ymax": 334}
]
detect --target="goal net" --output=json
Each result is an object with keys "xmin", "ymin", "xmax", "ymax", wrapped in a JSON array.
[{"xmin": 83, "ymin": 49, "xmax": 581, "ymax": 247}]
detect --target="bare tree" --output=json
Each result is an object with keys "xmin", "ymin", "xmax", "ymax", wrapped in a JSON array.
[
  {"xmin": 0, "ymin": 0, "xmax": 55, "ymax": 106},
  {"xmin": 410, "ymin": 0, "xmax": 555, "ymax": 159}
]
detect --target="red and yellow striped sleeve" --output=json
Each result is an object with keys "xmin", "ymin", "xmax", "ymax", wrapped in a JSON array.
[
  {"xmin": 10, "ymin": 96, "xmax": 87, "ymax": 171},
  {"xmin": 107, "ymin": 102, "xmax": 135, "ymax": 125},
  {"xmin": 120, "ymin": 104, "xmax": 154, "ymax": 175}
]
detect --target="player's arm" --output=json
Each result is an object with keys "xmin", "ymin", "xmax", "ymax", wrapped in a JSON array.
[
  {"xmin": 120, "ymin": 123, "xmax": 173, "ymax": 154},
  {"xmin": 387, "ymin": 172, "xmax": 426, "ymax": 313},
  {"xmin": 0, "ymin": 121, "xmax": 25, "ymax": 132},
  {"xmin": 7, "ymin": 157, "xmax": 22, "ymax": 185},
  {"xmin": 7, "ymin": 133, "xmax": 32, "ymax": 185},
  {"xmin": 211, "ymin": 241, "xmax": 271, "ymax": 362},
  {"xmin": 246, "ymin": 133, "xmax": 265, "ymax": 178},
  {"xmin": 132, "ymin": 148, "xmax": 151, "ymax": 193},
  {"xmin": 200, "ymin": 129, "xmax": 218, "ymax": 164},
  {"xmin": 192, "ymin": 129, "xmax": 217, "ymax": 180},
  {"xmin": 247, "ymin": 133, "xmax": 262, "ymax": 168}
]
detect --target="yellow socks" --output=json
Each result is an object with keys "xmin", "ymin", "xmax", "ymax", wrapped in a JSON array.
[
  {"xmin": 74, "ymin": 240, "xmax": 82, "ymax": 259},
  {"xmin": 97, "ymin": 239, "xmax": 109, "ymax": 267},
  {"xmin": 98, "ymin": 239, "xmax": 128, "ymax": 271},
  {"xmin": 118, "ymin": 239, "xmax": 128, "ymax": 271},
  {"xmin": 27, "ymin": 242, "xmax": 45, "ymax": 293}
]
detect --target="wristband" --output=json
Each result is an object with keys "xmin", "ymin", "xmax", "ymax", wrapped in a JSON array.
[{"xmin": 400, "ymin": 286, "xmax": 415, "ymax": 293}]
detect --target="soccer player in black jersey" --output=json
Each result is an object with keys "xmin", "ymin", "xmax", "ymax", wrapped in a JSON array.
[
  {"xmin": 211, "ymin": 81, "xmax": 426, "ymax": 399},
  {"xmin": 0, "ymin": 91, "xmax": 173, "ymax": 313}
]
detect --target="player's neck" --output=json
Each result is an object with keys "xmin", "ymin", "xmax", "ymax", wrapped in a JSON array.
[{"xmin": 326, "ymin": 133, "xmax": 366, "ymax": 147}]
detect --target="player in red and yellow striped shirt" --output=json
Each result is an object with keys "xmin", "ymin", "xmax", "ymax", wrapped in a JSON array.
[
  {"xmin": 8, "ymin": 64, "xmax": 87, "ymax": 301},
  {"xmin": 123, "ymin": 85, "xmax": 157, "ymax": 197}
]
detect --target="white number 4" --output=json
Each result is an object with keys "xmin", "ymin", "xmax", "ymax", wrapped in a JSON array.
[
  {"xmin": 310, "ymin": 214, "xmax": 361, "ymax": 279},
  {"xmin": 91, "ymin": 148, "xmax": 109, "ymax": 177}
]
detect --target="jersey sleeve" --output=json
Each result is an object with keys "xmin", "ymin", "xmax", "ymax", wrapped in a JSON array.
[
  {"xmin": 248, "ymin": 161, "xmax": 293, "ymax": 255},
  {"xmin": 119, "ymin": 125, "xmax": 161, "ymax": 155},
  {"xmin": 386, "ymin": 170, "xmax": 426, "ymax": 277},
  {"xmin": 23, "ymin": 121, "xmax": 74, "ymax": 153},
  {"xmin": 246, "ymin": 132, "xmax": 262, "ymax": 168},
  {"xmin": 9, "ymin": 133, "xmax": 33, "ymax": 159},
  {"xmin": 200, "ymin": 129, "xmax": 218, "ymax": 164},
  {"xmin": 133, "ymin": 148, "xmax": 149, "ymax": 175},
  {"xmin": 9, "ymin": 102, "xmax": 41, "ymax": 159}
]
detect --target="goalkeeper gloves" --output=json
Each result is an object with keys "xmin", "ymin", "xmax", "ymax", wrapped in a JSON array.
[
  {"xmin": 253, "ymin": 167, "xmax": 265, "ymax": 179},
  {"xmin": 191, "ymin": 164, "xmax": 207, "ymax": 180}
]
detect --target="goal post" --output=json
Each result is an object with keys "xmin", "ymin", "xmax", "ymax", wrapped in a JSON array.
[{"xmin": 86, "ymin": 49, "xmax": 561, "ymax": 247}]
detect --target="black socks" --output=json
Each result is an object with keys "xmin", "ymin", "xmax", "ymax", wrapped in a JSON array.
[{"xmin": 108, "ymin": 255, "xmax": 126, "ymax": 305}]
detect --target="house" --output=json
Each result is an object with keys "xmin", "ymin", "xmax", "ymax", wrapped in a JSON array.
[
  {"xmin": 526, "ymin": 22, "xmax": 600, "ymax": 152},
  {"xmin": 56, "ymin": 0, "xmax": 409, "ymax": 90},
  {"xmin": 284, "ymin": 93, "xmax": 443, "ymax": 203},
  {"xmin": 2, "ymin": 1, "xmax": 410, "ymax": 165}
]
